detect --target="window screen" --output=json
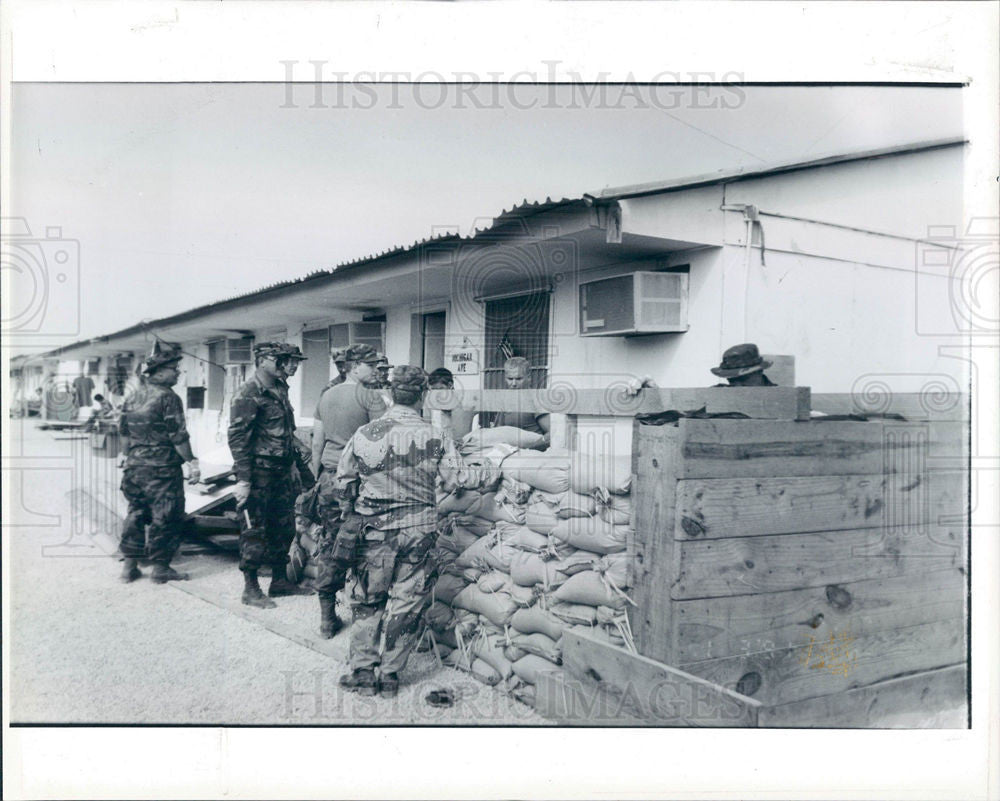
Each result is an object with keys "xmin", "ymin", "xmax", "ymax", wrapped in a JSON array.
[{"xmin": 483, "ymin": 292, "xmax": 550, "ymax": 389}]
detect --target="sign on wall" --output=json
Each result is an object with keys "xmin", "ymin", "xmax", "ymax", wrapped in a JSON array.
[{"xmin": 447, "ymin": 347, "xmax": 480, "ymax": 376}]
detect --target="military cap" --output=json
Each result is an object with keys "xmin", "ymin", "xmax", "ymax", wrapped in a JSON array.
[
  {"xmin": 253, "ymin": 341, "xmax": 287, "ymax": 360},
  {"xmin": 143, "ymin": 342, "xmax": 183, "ymax": 374},
  {"xmin": 345, "ymin": 343, "xmax": 381, "ymax": 364},
  {"xmin": 390, "ymin": 364, "xmax": 428, "ymax": 393},
  {"xmin": 710, "ymin": 343, "xmax": 772, "ymax": 378},
  {"xmin": 278, "ymin": 343, "xmax": 307, "ymax": 360},
  {"xmin": 330, "ymin": 347, "xmax": 349, "ymax": 364}
]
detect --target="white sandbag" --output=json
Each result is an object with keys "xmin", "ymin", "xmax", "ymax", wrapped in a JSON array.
[
  {"xmin": 495, "ymin": 522, "xmax": 549, "ymax": 553},
  {"xmin": 471, "ymin": 630, "xmax": 515, "ymax": 680},
  {"xmin": 509, "ymin": 583, "xmax": 538, "ymax": 608},
  {"xmin": 454, "ymin": 514, "xmax": 493, "ymax": 537},
  {"xmin": 570, "ymin": 450, "xmax": 632, "ymax": 495},
  {"xmin": 557, "ymin": 491, "xmax": 599, "ymax": 519},
  {"xmin": 497, "ymin": 475, "xmax": 534, "ymax": 506},
  {"xmin": 596, "ymin": 552, "xmax": 632, "ymax": 589},
  {"xmin": 452, "ymin": 584, "xmax": 518, "ymax": 627},
  {"xmin": 512, "ymin": 631, "xmax": 562, "ymax": 665},
  {"xmin": 477, "ymin": 570, "xmax": 512, "ymax": 594},
  {"xmin": 550, "ymin": 517, "xmax": 629, "ymax": 555},
  {"xmin": 424, "ymin": 601, "xmax": 455, "ymax": 631},
  {"xmin": 436, "ymin": 523, "xmax": 480, "ymax": 555},
  {"xmin": 553, "ymin": 570, "xmax": 628, "ymax": 610},
  {"xmin": 509, "ymin": 551, "xmax": 567, "ymax": 589},
  {"xmin": 510, "ymin": 606, "xmax": 567, "ymax": 641},
  {"xmin": 500, "ymin": 449, "xmax": 571, "ymax": 494},
  {"xmin": 593, "ymin": 489, "xmax": 632, "ymax": 525},
  {"xmin": 504, "ymin": 645, "xmax": 528, "ymax": 663},
  {"xmin": 548, "ymin": 601, "xmax": 598, "ymax": 626},
  {"xmin": 512, "ymin": 654, "xmax": 559, "ymax": 686},
  {"xmin": 461, "ymin": 426, "xmax": 546, "ymax": 454},
  {"xmin": 438, "ymin": 489, "xmax": 482, "ymax": 515},
  {"xmin": 469, "ymin": 657, "xmax": 503, "ymax": 686},
  {"xmin": 525, "ymin": 501, "xmax": 558, "ymax": 535},
  {"xmin": 431, "ymin": 573, "xmax": 467, "ymax": 605},
  {"xmin": 466, "ymin": 492, "xmax": 526, "ymax": 525}
]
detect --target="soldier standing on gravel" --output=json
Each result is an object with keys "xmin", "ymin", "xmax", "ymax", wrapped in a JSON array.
[
  {"xmin": 118, "ymin": 343, "xmax": 201, "ymax": 584},
  {"xmin": 310, "ymin": 344, "xmax": 386, "ymax": 638},
  {"xmin": 335, "ymin": 365, "xmax": 496, "ymax": 698},
  {"xmin": 228, "ymin": 342, "xmax": 316, "ymax": 608}
]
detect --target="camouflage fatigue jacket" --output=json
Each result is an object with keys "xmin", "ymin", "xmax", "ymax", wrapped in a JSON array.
[
  {"xmin": 336, "ymin": 405, "xmax": 495, "ymax": 532},
  {"xmin": 228, "ymin": 374, "xmax": 308, "ymax": 482},
  {"xmin": 120, "ymin": 380, "xmax": 190, "ymax": 469}
]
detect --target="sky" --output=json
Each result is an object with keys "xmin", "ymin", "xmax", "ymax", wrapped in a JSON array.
[{"xmin": 8, "ymin": 83, "xmax": 963, "ymax": 352}]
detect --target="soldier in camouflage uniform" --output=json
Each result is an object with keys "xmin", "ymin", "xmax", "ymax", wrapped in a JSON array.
[
  {"xmin": 335, "ymin": 365, "xmax": 496, "ymax": 697},
  {"xmin": 310, "ymin": 344, "xmax": 386, "ymax": 638},
  {"xmin": 228, "ymin": 342, "xmax": 316, "ymax": 608},
  {"xmin": 118, "ymin": 344, "xmax": 201, "ymax": 584}
]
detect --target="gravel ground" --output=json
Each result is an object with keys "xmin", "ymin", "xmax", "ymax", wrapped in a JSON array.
[{"xmin": 7, "ymin": 426, "xmax": 548, "ymax": 725}]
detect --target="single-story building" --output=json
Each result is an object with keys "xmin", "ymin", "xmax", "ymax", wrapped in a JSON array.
[{"xmin": 18, "ymin": 137, "xmax": 968, "ymax": 462}]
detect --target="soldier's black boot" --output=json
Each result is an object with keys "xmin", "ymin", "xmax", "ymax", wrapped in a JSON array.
[
  {"xmin": 339, "ymin": 668, "xmax": 377, "ymax": 696},
  {"xmin": 379, "ymin": 672, "xmax": 400, "ymax": 699},
  {"xmin": 318, "ymin": 593, "xmax": 343, "ymax": 639},
  {"xmin": 268, "ymin": 564, "xmax": 314, "ymax": 597},
  {"xmin": 242, "ymin": 570, "xmax": 277, "ymax": 609},
  {"xmin": 119, "ymin": 557, "xmax": 142, "ymax": 583},
  {"xmin": 151, "ymin": 563, "xmax": 188, "ymax": 583}
]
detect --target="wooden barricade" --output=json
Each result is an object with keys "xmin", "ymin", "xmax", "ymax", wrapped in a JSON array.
[
  {"xmin": 626, "ymin": 399, "xmax": 968, "ymax": 726},
  {"xmin": 426, "ymin": 386, "xmax": 967, "ymax": 726}
]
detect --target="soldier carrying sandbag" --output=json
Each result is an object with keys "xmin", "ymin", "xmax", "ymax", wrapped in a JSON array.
[{"xmin": 334, "ymin": 365, "xmax": 497, "ymax": 698}]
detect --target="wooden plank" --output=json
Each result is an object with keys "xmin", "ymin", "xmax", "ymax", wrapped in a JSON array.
[
  {"xmin": 758, "ymin": 663, "xmax": 967, "ymax": 728},
  {"xmin": 674, "ymin": 420, "xmax": 965, "ymax": 479},
  {"xmin": 561, "ymin": 629, "xmax": 761, "ymax": 726},
  {"xmin": 629, "ymin": 421, "xmax": 680, "ymax": 663},
  {"xmin": 680, "ymin": 618, "xmax": 965, "ymax": 707},
  {"xmin": 190, "ymin": 514, "xmax": 239, "ymax": 531},
  {"xmin": 423, "ymin": 387, "xmax": 809, "ymax": 419},
  {"xmin": 534, "ymin": 670, "xmax": 654, "ymax": 726},
  {"xmin": 675, "ymin": 471, "xmax": 966, "ymax": 540},
  {"xmin": 811, "ymin": 392, "xmax": 968, "ymax": 422},
  {"xmin": 673, "ymin": 524, "xmax": 965, "ymax": 599},
  {"xmin": 674, "ymin": 568, "xmax": 965, "ymax": 662}
]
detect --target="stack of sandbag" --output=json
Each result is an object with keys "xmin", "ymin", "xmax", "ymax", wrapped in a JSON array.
[{"xmin": 423, "ymin": 445, "xmax": 638, "ymax": 701}]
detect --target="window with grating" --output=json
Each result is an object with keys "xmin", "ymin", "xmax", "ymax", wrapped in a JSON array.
[{"xmin": 483, "ymin": 292, "xmax": 550, "ymax": 389}]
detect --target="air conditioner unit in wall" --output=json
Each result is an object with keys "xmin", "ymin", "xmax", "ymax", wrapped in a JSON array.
[
  {"xmin": 329, "ymin": 322, "xmax": 386, "ymax": 352},
  {"xmin": 224, "ymin": 337, "xmax": 254, "ymax": 364},
  {"xmin": 579, "ymin": 271, "xmax": 689, "ymax": 336}
]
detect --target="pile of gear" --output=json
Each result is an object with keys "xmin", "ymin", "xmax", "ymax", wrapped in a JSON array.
[{"xmin": 421, "ymin": 429, "xmax": 636, "ymax": 706}]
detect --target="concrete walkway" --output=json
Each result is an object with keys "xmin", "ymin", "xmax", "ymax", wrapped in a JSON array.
[{"xmin": 6, "ymin": 423, "xmax": 547, "ymax": 725}]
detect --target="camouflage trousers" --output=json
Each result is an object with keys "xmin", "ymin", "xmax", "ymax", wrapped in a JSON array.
[
  {"xmin": 349, "ymin": 521, "xmax": 439, "ymax": 675},
  {"xmin": 313, "ymin": 468, "xmax": 352, "ymax": 594},
  {"xmin": 120, "ymin": 465, "xmax": 185, "ymax": 564},
  {"xmin": 239, "ymin": 468, "xmax": 296, "ymax": 573}
]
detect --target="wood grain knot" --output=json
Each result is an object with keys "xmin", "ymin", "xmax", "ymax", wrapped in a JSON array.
[
  {"xmin": 736, "ymin": 671, "xmax": 762, "ymax": 697},
  {"xmin": 825, "ymin": 584, "xmax": 852, "ymax": 610}
]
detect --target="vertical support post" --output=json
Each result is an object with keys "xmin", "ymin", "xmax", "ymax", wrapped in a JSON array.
[
  {"xmin": 547, "ymin": 413, "xmax": 575, "ymax": 450},
  {"xmin": 629, "ymin": 420, "xmax": 680, "ymax": 664}
]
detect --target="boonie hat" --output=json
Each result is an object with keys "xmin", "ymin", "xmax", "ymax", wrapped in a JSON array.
[
  {"xmin": 253, "ymin": 342, "xmax": 287, "ymax": 360},
  {"xmin": 345, "ymin": 343, "xmax": 381, "ymax": 364},
  {"xmin": 391, "ymin": 364, "xmax": 428, "ymax": 393},
  {"xmin": 710, "ymin": 343, "xmax": 772, "ymax": 378},
  {"xmin": 279, "ymin": 343, "xmax": 307, "ymax": 360},
  {"xmin": 143, "ymin": 341, "xmax": 183, "ymax": 374},
  {"xmin": 331, "ymin": 347, "xmax": 349, "ymax": 364}
]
